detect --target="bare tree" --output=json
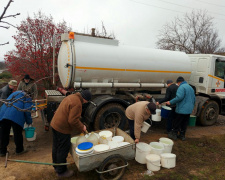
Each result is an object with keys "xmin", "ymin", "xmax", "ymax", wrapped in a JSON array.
[
  {"xmin": 156, "ymin": 10, "xmax": 223, "ymax": 54},
  {"xmin": 0, "ymin": 0, "xmax": 20, "ymax": 46}
]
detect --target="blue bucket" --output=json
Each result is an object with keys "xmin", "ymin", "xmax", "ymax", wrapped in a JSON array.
[
  {"xmin": 25, "ymin": 127, "xmax": 36, "ymax": 138},
  {"xmin": 161, "ymin": 106, "xmax": 172, "ymax": 118}
]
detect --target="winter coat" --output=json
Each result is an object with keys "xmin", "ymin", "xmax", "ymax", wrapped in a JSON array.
[
  {"xmin": 17, "ymin": 79, "xmax": 38, "ymax": 99},
  {"xmin": 0, "ymin": 85, "xmax": 13, "ymax": 107},
  {"xmin": 125, "ymin": 101, "xmax": 151, "ymax": 139},
  {"xmin": 0, "ymin": 91, "xmax": 33, "ymax": 128},
  {"xmin": 170, "ymin": 81, "xmax": 195, "ymax": 114},
  {"xmin": 158, "ymin": 83, "xmax": 178, "ymax": 107},
  {"xmin": 50, "ymin": 93, "xmax": 84, "ymax": 135}
]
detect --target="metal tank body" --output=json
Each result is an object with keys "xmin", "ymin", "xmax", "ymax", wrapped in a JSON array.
[{"xmin": 58, "ymin": 35, "xmax": 191, "ymax": 89}]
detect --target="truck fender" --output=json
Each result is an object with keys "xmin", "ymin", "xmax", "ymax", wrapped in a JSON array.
[
  {"xmin": 83, "ymin": 95, "xmax": 130, "ymax": 130},
  {"xmin": 194, "ymin": 96, "xmax": 209, "ymax": 117}
]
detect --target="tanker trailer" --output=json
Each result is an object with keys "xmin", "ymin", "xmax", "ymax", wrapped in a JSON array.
[{"xmin": 45, "ymin": 32, "xmax": 192, "ymax": 130}]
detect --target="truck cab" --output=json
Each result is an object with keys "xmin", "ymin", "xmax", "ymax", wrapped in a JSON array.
[{"xmin": 188, "ymin": 54, "xmax": 225, "ymax": 125}]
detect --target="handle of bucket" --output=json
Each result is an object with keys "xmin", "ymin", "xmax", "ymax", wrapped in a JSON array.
[
  {"xmin": 148, "ymin": 118, "xmax": 152, "ymax": 126},
  {"xmin": 150, "ymin": 161, "xmax": 161, "ymax": 167}
]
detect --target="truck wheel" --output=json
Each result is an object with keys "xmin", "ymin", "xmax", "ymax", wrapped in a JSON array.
[
  {"xmin": 199, "ymin": 101, "xmax": 219, "ymax": 126},
  {"xmin": 98, "ymin": 154, "xmax": 127, "ymax": 180},
  {"xmin": 94, "ymin": 103, "xmax": 128, "ymax": 130}
]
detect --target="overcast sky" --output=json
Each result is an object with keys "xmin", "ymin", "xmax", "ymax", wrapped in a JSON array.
[{"xmin": 1, "ymin": 0, "xmax": 225, "ymax": 60}]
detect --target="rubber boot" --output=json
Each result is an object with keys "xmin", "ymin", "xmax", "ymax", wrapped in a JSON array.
[
  {"xmin": 168, "ymin": 131, "xmax": 177, "ymax": 140},
  {"xmin": 57, "ymin": 169, "xmax": 74, "ymax": 178},
  {"xmin": 178, "ymin": 131, "xmax": 186, "ymax": 141}
]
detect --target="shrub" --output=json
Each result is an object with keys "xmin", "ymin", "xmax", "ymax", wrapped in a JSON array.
[{"xmin": 0, "ymin": 71, "xmax": 12, "ymax": 79}]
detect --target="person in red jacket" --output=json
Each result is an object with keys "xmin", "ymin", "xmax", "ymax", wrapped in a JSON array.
[{"xmin": 50, "ymin": 89, "xmax": 92, "ymax": 178}]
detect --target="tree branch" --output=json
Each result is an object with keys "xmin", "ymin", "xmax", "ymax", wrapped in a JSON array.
[{"xmin": 0, "ymin": 42, "xmax": 9, "ymax": 46}]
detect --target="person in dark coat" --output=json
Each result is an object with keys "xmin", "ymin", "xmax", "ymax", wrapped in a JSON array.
[
  {"xmin": 0, "ymin": 80, "xmax": 17, "ymax": 107},
  {"xmin": 166, "ymin": 76, "xmax": 195, "ymax": 141},
  {"xmin": 17, "ymin": 74, "xmax": 38, "ymax": 99},
  {"xmin": 0, "ymin": 91, "xmax": 33, "ymax": 156},
  {"xmin": 50, "ymin": 89, "xmax": 92, "ymax": 178},
  {"xmin": 156, "ymin": 80, "xmax": 178, "ymax": 133}
]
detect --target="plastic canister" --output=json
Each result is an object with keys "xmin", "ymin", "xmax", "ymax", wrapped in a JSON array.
[
  {"xmin": 152, "ymin": 109, "xmax": 161, "ymax": 122},
  {"xmin": 160, "ymin": 153, "xmax": 176, "ymax": 169},
  {"xmin": 87, "ymin": 132, "xmax": 99, "ymax": 146},
  {"xmin": 159, "ymin": 137, "xmax": 174, "ymax": 153},
  {"xmin": 149, "ymin": 142, "xmax": 164, "ymax": 155},
  {"xmin": 146, "ymin": 154, "xmax": 161, "ymax": 171},
  {"xmin": 76, "ymin": 133, "xmax": 88, "ymax": 146},
  {"xmin": 141, "ymin": 122, "xmax": 151, "ymax": 133},
  {"xmin": 135, "ymin": 142, "xmax": 151, "ymax": 164}
]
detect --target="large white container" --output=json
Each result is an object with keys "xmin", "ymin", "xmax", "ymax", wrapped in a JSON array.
[
  {"xmin": 160, "ymin": 153, "xmax": 176, "ymax": 169},
  {"xmin": 135, "ymin": 142, "xmax": 151, "ymax": 164},
  {"xmin": 152, "ymin": 109, "xmax": 161, "ymax": 122},
  {"xmin": 146, "ymin": 154, "xmax": 161, "ymax": 171},
  {"xmin": 141, "ymin": 121, "xmax": 151, "ymax": 133},
  {"xmin": 159, "ymin": 137, "xmax": 174, "ymax": 153},
  {"xmin": 149, "ymin": 142, "xmax": 165, "ymax": 155},
  {"xmin": 58, "ymin": 34, "xmax": 191, "ymax": 89}
]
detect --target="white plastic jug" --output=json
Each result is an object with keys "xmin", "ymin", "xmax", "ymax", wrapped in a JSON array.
[
  {"xmin": 160, "ymin": 153, "xmax": 176, "ymax": 169},
  {"xmin": 159, "ymin": 137, "xmax": 174, "ymax": 153},
  {"xmin": 135, "ymin": 142, "xmax": 151, "ymax": 164},
  {"xmin": 146, "ymin": 154, "xmax": 161, "ymax": 171},
  {"xmin": 76, "ymin": 133, "xmax": 88, "ymax": 146},
  {"xmin": 87, "ymin": 132, "xmax": 99, "ymax": 146},
  {"xmin": 149, "ymin": 142, "xmax": 164, "ymax": 155}
]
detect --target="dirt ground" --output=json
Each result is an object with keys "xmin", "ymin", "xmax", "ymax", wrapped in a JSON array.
[{"xmin": 0, "ymin": 115, "xmax": 225, "ymax": 180}]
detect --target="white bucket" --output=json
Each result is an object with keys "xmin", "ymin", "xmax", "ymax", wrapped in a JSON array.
[
  {"xmin": 159, "ymin": 137, "xmax": 174, "ymax": 153},
  {"xmin": 146, "ymin": 154, "xmax": 161, "ymax": 171},
  {"xmin": 141, "ymin": 122, "xmax": 151, "ymax": 133},
  {"xmin": 152, "ymin": 109, "xmax": 161, "ymax": 122},
  {"xmin": 149, "ymin": 142, "xmax": 164, "ymax": 155},
  {"xmin": 160, "ymin": 153, "xmax": 176, "ymax": 169},
  {"xmin": 135, "ymin": 142, "xmax": 151, "ymax": 164}
]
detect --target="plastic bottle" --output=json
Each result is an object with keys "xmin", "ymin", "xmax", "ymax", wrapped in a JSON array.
[
  {"xmin": 76, "ymin": 133, "xmax": 88, "ymax": 146},
  {"xmin": 87, "ymin": 132, "xmax": 99, "ymax": 146}
]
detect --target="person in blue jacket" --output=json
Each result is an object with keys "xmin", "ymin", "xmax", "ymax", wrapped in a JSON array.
[
  {"xmin": 166, "ymin": 76, "xmax": 195, "ymax": 141},
  {"xmin": 0, "ymin": 91, "xmax": 33, "ymax": 156}
]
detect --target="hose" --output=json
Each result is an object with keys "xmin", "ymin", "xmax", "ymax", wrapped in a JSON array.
[{"xmin": 5, "ymin": 152, "xmax": 74, "ymax": 168}]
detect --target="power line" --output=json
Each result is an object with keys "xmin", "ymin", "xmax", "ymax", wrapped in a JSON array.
[
  {"xmin": 195, "ymin": 0, "xmax": 225, "ymax": 8},
  {"xmin": 129, "ymin": 0, "xmax": 225, "ymax": 21},
  {"xmin": 155, "ymin": 0, "xmax": 225, "ymax": 17},
  {"xmin": 129, "ymin": 0, "xmax": 184, "ymax": 14}
]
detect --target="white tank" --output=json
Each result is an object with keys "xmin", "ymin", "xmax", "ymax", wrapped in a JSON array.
[{"xmin": 58, "ymin": 34, "xmax": 191, "ymax": 89}]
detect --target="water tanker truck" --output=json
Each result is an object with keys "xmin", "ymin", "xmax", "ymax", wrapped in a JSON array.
[{"xmin": 45, "ymin": 32, "xmax": 225, "ymax": 130}]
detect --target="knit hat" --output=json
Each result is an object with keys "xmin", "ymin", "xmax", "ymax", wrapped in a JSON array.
[
  {"xmin": 166, "ymin": 80, "xmax": 173, "ymax": 85},
  {"xmin": 176, "ymin": 76, "xmax": 185, "ymax": 83},
  {"xmin": 80, "ymin": 89, "xmax": 92, "ymax": 101},
  {"xmin": 147, "ymin": 102, "xmax": 156, "ymax": 115},
  {"xmin": 8, "ymin": 80, "xmax": 17, "ymax": 86},
  {"xmin": 24, "ymin": 74, "xmax": 30, "ymax": 79}
]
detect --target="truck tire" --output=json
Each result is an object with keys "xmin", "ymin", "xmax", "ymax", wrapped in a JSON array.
[
  {"xmin": 94, "ymin": 103, "xmax": 128, "ymax": 130},
  {"xmin": 199, "ymin": 101, "xmax": 219, "ymax": 126},
  {"xmin": 98, "ymin": 154, "xmax": 127, "ymax": 180}
]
